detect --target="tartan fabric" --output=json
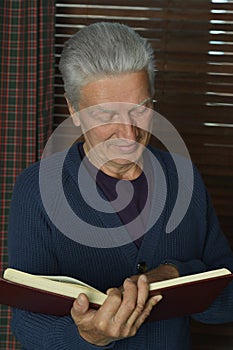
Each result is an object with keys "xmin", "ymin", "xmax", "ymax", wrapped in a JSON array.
[{"xmin": 0, "ymin": 1, "xmax": 55, "ymax": 348}]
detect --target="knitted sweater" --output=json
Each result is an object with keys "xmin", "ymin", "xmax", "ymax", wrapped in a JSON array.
[{"xmin": 8, "ymin": 144, "xmax": 233, "ymax": 350}]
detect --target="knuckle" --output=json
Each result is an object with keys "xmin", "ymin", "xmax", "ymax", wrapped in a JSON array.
[
  {"xmin": 122, "ymin": 325, "xmax": 136, "ymax": 339},
  {"xmin": 95, "ymin": 319, "xmax": 108, "ymax": 332},
  {"xmin": 109, "ymin": 326, "xmax": 121, "ymax": 339},
  {"xmin": 135, "ymin": 302, "xmax": 144, "ymax": 314},
  {"xmin": 109, "ymin": 287, "xmax": 121, "ymax": 295},
  {"xmin": 108, "ymin": 289, "xmax": 122, "ymax": 302},
  {"xmin": 142, "ymin": 309, "xmax": 151, "ymax": 320},
  {"xmin": 140, "ymin": 307, "xmax": 151, "ymax": 322},
  {"xmin": 124, "ymin": 300, "xmax": 136, "ymax": 312},
  {"xmin": 120, "ymin": 324, "xmax": 128, "ymax": 338}
]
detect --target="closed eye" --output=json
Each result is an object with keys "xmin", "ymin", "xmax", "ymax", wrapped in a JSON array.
[{"xmin": 89, "ymin": 110, "xmax": 115, "ymax": 123}]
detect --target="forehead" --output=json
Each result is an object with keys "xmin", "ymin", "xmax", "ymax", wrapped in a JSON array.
[{"xmin": 79, "ymin": 71, "xmax": 150, "ymax": 108}]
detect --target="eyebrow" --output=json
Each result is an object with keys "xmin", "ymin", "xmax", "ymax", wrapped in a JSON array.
[
  {"xmin": 128, "ymin": 97, "xmax": 152, "ymax": 113},
  {"xmin": 92, "ymin": 97, "xmax": 152, "ymax": 115},
  {"xmin": 94, "ymin": 106, "xmax": 115, "ymax": 114}
]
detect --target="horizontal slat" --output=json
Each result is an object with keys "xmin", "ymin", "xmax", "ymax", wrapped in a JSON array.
[
  {"xmin": 166, "ymin": 113, "xmax": 233, "ymax": 125},
  {"xmin": 218, "ymin": 215, "xmax": 233, "ymax": 235},
  {"xmin": 54, "ymin": 23, "xmax": 233, "ymax": 39},
  {"xmin": 195, "ymin": 164, "xmax": 233, "ymax": 176},
  {"xmin": 55, "ymin": 2, "xmax": 233, "ymax": 24},
  {"xmin": 155, "ymin": 71, "xmax": 233, "ymax": 83},
  {"xmin": 55, "ymin": 22, "xmax": 233, "ymax": 38},
  {"xmin": 150, "ymin": 137, "xmax": 233, "ymax": 167},
  {"xmin": 181, "ymin": 134, "xmax": 233, "ymax": 146},
  {"xmin": 207, "ymin": 186, "xmax": 233, "ymax": 197},
  {"xmin": 156, "ymin": 90, "xmax": 233, "ymax": 103},
  {"xmin": 56, "ymin": 0, "xmax": 233, "ymax": 12},
  {"xmin": 155, "ymin": 108, "xmax": 233, "ymax": 120},
  {"xmin": 191, "ymin": 153, "xmax": 233, "ymax": 167},
  {"xmin": 163, "ymin": 144, "xmax": 233, "ymax": 157},
  {"xmin": 56, "ymin": 0, "xmax": 213, "ymax": 10}
]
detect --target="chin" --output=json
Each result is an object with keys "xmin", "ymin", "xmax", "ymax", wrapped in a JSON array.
[
  {"xmin": 112, "ymin": 158, "xmax": 135, "ymax": 165},
  {"xmin": 108, "ymin": 152, "xmax": 142, "ymax": 166}
]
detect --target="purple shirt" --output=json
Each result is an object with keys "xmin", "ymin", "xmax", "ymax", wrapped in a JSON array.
[{"xmin": 78, "ymin": 143, "xmax": 153, "ymax": 248}]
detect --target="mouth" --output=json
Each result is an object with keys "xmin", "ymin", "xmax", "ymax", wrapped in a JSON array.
[{"xmin": 110, "ymin": 141, "xmax": 139, "ymax": 154}]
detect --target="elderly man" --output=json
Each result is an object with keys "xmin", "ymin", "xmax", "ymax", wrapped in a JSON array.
[{"xmin": 8, "ymin": 22, "xmax": 233, "ymax": 349}]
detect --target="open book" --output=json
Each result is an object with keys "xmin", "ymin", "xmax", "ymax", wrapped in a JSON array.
[{"xmin": 1, "ymin": 267, "xmax": 233, "ymax": 322}]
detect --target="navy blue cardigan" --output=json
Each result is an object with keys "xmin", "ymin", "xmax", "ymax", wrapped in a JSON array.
[{"xmin": 8, "ymin": 144, "xmax": 233, "ymax": 349}]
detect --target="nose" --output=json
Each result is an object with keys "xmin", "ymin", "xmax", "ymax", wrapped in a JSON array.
[{"xmin": 115, "ymin": 113, "xmax": 137, "ymax": 141}]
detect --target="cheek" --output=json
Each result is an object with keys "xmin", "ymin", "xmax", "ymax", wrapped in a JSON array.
[
  {"xmin": 136, "ymin": 114, "xmax": 153, "ymax": 131},
  {"xmin": 84, "ymin": 126, "xmax": 114, "ymax": 144}
]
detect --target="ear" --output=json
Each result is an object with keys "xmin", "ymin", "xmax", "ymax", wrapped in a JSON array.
[{"xmin": 65, "ymin": 95, "xmax": 80, "ymax": 127}]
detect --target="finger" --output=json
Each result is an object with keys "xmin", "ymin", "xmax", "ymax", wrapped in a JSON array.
[
  {"xmin": 126, "ymin": 275, "xmax": 149, "ymax": 326},
  {"xmin": 137, "ymin": 274, "xmax": 149, "ymax": 305},
  {"xmin": 98, "ymin": 287, "xmax": 122, "ymax": 318},
  {"xmin": 71, "ymin": 293, "xmax": 90, "ymax": 321},
  {"xmin": 134, "ymin": 294, "xmax": 163, "ymax": 328},
  {"xmin": 113, "ymin": 278, "xmax": 138, "ymax": 324},
  {"xmin": 74, "ymin": 293, "xmax": 90, "ymax": 313},
  {"xmin": 128, "ymin": 274, "xmax": 139, "ymax": 283}
]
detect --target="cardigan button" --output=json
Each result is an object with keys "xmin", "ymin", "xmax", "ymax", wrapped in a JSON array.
[{"xmin": 136, "ymin": 261, "xmax": 148, "ymax": 274}]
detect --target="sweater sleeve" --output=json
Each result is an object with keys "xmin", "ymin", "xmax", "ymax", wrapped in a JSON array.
[
  {"xmin": 164, "ymin": 186, "xmax": 233, "ymax": 324},
  {"xmin": 7, "ymin": 165, "xmax": 115, "ymax": 349},
  {"xmin": 190, "ymin": 190, "xmax": 233, "ymax": 324},
  {"xmin": 165, "ymin": 189, "xmax": 233, "ymax": 276}
]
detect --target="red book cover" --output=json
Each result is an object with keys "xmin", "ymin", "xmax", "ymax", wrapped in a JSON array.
[
  {"xmin": 147, "ymin": 273, "xmax": 233, "ymax": 322},
  {"xmin": 0, "ymin": 270, "xmax": 232, "ymax": 322}
]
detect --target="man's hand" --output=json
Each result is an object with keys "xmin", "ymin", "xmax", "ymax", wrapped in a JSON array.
[
  {"xmin": 130, "ymin": 264, "xmax": 179, "ymax": 285},
  {"xmin": 70, "ymin": 275, "xmax": 162, "ymax": 347}
]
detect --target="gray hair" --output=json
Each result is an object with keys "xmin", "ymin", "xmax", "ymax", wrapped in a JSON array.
[{"xmin": 59, "ymin": 22, "xmax": 155, "ymax": 109}]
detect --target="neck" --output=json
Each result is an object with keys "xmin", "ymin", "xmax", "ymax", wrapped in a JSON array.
[
  {"xmin": 83, "ymin": 143, "xmax": 143, "ymax": 180},
  {"xmin": 101, "ymin": 161, "xmax": 143, "ymax": 180}
]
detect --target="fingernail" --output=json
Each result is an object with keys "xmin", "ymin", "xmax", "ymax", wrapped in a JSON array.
[
  {"xmin": 124, "ymin": 278, "xmax": 133, "ymax": 285},
  {"xmin": 140, "ymin": 275, "xmax": 147, "ymax": 282},
  {"xmin": 153, "ymin": 295, "xmax": 163, "ymax": 303},
  {"xmin": 106, "ymin": 288, "xmax": 114, "ymax": 295},
  {"xmin": 77, "ymin": 294, "xmax": 84, "ymax": 305}
]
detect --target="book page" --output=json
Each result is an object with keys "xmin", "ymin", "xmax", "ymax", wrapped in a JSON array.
[
  {"xmin": 149, "ymin": 268, "xmax": 231, "ymax": 291},
  {"xmin": 3, "ymin": 268, "xmax": 107, "ymax": 305},
  {"xmin": 40, "ymin": 275, "xmax": 93, "ymax": 289}
]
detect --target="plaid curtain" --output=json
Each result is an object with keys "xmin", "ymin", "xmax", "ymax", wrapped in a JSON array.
[{"xmin": 0, "ymin": 1, "xmax": 55, "ymax": 348}]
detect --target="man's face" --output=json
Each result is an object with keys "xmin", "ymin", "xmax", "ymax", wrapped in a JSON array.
[{"xmin": 72, "ymin": 71, "xmax": 153, "ymax": 178}]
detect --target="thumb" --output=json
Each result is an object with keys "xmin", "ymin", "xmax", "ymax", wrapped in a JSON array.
[{"xmin": 73, "ymin": 293, "xmax": 89, "ymax": 315}]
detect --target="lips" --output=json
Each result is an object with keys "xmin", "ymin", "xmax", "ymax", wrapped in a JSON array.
[{"xmin": 110, "ymin": 141, "xmax": 138, "ymax": 154}]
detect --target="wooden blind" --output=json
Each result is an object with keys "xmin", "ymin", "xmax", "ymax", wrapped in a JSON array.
[{"xmin": 54, "ymin": 0, "xmax": 233, "ymax": 247}]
